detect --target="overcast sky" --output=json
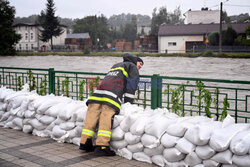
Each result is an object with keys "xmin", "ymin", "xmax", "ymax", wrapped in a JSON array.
[{"xmin": 9, "ymin": 0, "xmax": 250, "ymax": 19}]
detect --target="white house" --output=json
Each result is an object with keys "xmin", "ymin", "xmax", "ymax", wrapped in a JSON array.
[
  {"xmin": 184, "ymin": 10, "xmax": 220, "ymax": 24},
  {"xmin": 13, "ymin": 23, "xmax": 67, "ymax": 51},
  {"xmin": 158, "ymin": 23, "xmax": 250, "ymax": 53}
]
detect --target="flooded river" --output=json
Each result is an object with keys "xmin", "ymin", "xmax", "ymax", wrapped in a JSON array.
[{"xmin": 0, "ymin": 55, "xmax": 250, "ymax": 81}]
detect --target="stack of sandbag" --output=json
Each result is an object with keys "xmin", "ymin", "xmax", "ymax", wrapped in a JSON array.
[
  {"xmin": 1, "ymin": 86, "xmax": 250, "ymax": 167},
  {"xmin": 0, "ymin": 86, "xmax": 88, "ymax": 145}
]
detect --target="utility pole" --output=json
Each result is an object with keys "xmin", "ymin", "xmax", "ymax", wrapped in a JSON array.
[{"xmin": 219, "ymin": 2, "xmax": 223, "ymax": 53}]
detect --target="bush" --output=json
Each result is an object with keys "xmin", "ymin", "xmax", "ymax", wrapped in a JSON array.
[
  {"xmin": 83, "ymin": 46, "xmax": 90, "ymax": 54},
  {"xmin": 202, "ymin": 50, "xmax": 213, "ymax": 57}
]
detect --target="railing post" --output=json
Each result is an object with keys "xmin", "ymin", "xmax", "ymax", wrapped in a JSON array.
[
  {"xmin": 157, "ymin": 76, "xmax": 162, "ymax": 108},
  {"xmin": 151, "ymin": 74, "xmax": 160, "ymax": 109},
  {"xmin": 48, "ymin": 68, "xmax": 55, "ymax": 94}
]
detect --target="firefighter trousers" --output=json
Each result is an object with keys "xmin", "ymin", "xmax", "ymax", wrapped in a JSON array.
[{"xmin": 80, "ymin": 103, "xmax": 116, "ymax": 146}]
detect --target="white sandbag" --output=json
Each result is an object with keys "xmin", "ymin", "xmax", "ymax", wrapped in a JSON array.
[
  {"xmin": 23, "ymin": 118, "xmax": 31, "ymax": 125},
  {"xmin": 111, "ymin": 126, "xmax": 125, "ymax": 141},
  {"xmin": 141, "ymin": 133, "xmax": 159, "ymax": 148},
  {"xmin": 163, "ymin": 148, "xmax": 186, "ymax": 162},
  {"xmin": 120, "ymin": 114, "xmax": 139, "ymax": 132},
  {"xmin": 145, "ymin": 114, "xmax": 175, "ymax": 139},
  {"xmin": 52, "ymin": 125, "xmax": 67, "ymax": 138},
  {"xmin": 13, "ymin": 126, "xmax": 22, "ymax": 131},
  {"xmin": 194, "ymin": 164, "xmax": 204, "ymax": 167},
  {"xmin": 58, "ymin": 101, "xmax": 84, "ymax": 121},
  {"xmin": 71, "ymin": 137, "xmax": 80, "ymax": 146},
  {"xmin": 133, "ymin": 152, "xmax": 152, "ymax": 164},
  {"xmin": 211, "ymin": 150, "xmax": 233, "ymax": 164},
  {"xmin": 203, "ymin": 159, "xmax": 220, "ymax": 167},
  {"xmin": 10, "ymin": 107, "xmax": 20, "ymax": 116},
  {"xmin": 166, "ymin": 121, "xmax": 193, "ymax": 137},
  {"xmin": 46, "ymin": 122, "xmax": 56, "ymax": 131},
  {"xmin": 44, "ymin": 103, "xmax": 66, "ymax": 118},
  {"xmin": 73, "ymin": 106, "xmax": 87, "ymax": 122},
  {"xmin": 54, "ymin": 117, "xmax": 65, "ymax": 125},
  {"xmin": 221, "ymin": 164, "xmax": 238, "ymax": 167},
  {"xmin": 184, "ymin": 151, "xmax": 202, "ymax": 167},
  {"xmin": 222, "ymin": 114, "xmax": 235, "ymax": 128},
  {"xmin": 8, "ymin": 95, "xmax": 24, "ymax": 109},
  {"xmin": 34, "ymin": 114, "xmax": 43, "ymax": 120},
  {"xmin": 195, "ymin": 145, "xmax": 215, "ymax": 160},
  {"xmin": 0, "ymin": 110, "xmax": 4, "ymax": 119},
  {"xmin": 175, "ymin": 137, "xmax": 196, "ymax": 154},
  {"xmin": 4, "ymin": 115, "xmax": 15, "ymax": 123},
  {"xmin": 0, "ymin": 111, "xmax": 10, "ymax": 122},
  {"xmin": 18, "ymin": 99, "xmax": 30, "ymax": 116},
  {"xmin": 68, "ymin": 126, "xmax": 81, "ymax": 138},
  {"xmin": 24, "ymin": 110, "xmax": 35, "ymax": 118},
  {"xmin": 144, "ymin": 144, "xmax": 164, "ymax": 156},
  {"xmin": 230, "ymin": 129, "xmax": 250, "ymax": 155},
  {"xmin": 113, "ymin": 115, "xmax": 125, "ymax": 129},
  {"xmin": 75, "ymin": 121, "xmax": 84, "ymax": 127},
  {"xmin": 32, "ymin": 129, "xmax": 49, "ymax": 137},
  {"xmin": 117, "ymin": 148, "xmax": 132, "ymax": 160},
  {"xmin": 151, "ymin": 155, "xmax": 165, "ymax": 167},
  {"xmin": 23, "ymin": 125, "xmax": 33, "ymax": 133},
  {"xmin": 164, "ymin": 160, "xmax": 187, "ymax": 167},
  {"xmin": 160, "ymin": 132, "xmax": 180, "ymax": 148},
  {"xmin": 0, "ymin": 103, "xmax": 7, "ymax": 111},
  {"xmin": 120, "ymin": 102, "xmax": 144, "ymax": 116},
  {"xmin": 29, "ymin": 118, "xmax": 46, "ymax": 131},
  {"xmin": 127, "ymin": 142, "xmax": 144, "ymax": 153},
  {"xmin": 59, "ymin": 122, "xmax": 75, "ymax": 131},
  {"xmin": 232, "ymin": 154, "xmax": 250, "ymax": 167},
  {"xmin": 111, "ymin": 140, "xmax": 128, "ymax": 149},
  {"xmin": 4, "ymin": 121, "xmax": 15, "ymax": 129},
  {"xmin": 39, "ymin": 115, "xmax": 56, "ymax": 125},
  {"xmin": 0, "ymin": 87, "xmax": 14, "ymax": 101},
  {"xmin": 124, "ymin": 132, "xmax": 141, "ymax": 145},
  {"xmin": 130, "ymin": 114, "xmax": 150, "ymax": 136},
  {"xmin": 12, "ymin": 117, "xmax": 23, "ymax": 128},
  {"xmin": 209, "ymin": 123, "xmax": 250, "ymax": 152}
]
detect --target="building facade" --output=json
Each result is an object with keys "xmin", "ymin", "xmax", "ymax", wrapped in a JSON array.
[
  {"xmin": 184, "ymin": 10, "xmax": 220, "ymax": 24},
  {"xmin": 13, "ymin": 23, "xmax": 67, "ymax": 51}
]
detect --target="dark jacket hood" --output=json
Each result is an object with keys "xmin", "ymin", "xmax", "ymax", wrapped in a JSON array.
[{"xmin": 123, "ymin": 54, "xmax": 137, "ymax": 65}]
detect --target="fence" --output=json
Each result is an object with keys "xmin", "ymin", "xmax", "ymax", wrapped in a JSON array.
[{"xmin": 1, "ymin": 67, "xmax": 249, "ymax": 123}]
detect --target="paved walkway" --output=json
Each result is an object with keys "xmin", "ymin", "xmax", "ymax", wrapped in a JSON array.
[{"xmin": 0, "ymin": 127, "xmax": 157, "ymax": 167}]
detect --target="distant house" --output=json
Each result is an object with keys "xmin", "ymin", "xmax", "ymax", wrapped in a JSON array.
[
  {"xmin": 158, "ymin": 23, "xmax": 250, "ymax": 53},
  {"xmin": 13, "ymin": 23, "xmax": 67, "ymax": 51},
  {"xmin": 184, "ymin": 10, "xmax": 220, "ymax": 24},
  {"xmin": 65, "ymin": 33, "xmax": 92, "ymax": 51}
]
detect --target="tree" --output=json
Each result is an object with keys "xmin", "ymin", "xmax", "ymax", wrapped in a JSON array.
[
  {"xmin": 208, "ymin": 32, "xmax": 219, "ymax": 46},
  {"xmin": 222, "ymin": 26, "xmax": 237, "ymax": 45},
  {"xmin": 0, "ymin": 0, "xmax": 21, "ymax": 55},
  {"xmin": 38, "ymin": 0, "xmax": 63, "ymax": 50}
]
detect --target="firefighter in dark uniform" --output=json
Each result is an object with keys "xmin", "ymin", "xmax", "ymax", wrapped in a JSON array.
[{"xmin": 79, "ymin": 54, "xmax": 143, "ymax": 156}]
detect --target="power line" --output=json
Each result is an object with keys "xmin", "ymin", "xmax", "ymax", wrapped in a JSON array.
[{"xmin": 224, "ymin": 4, "xmax": 250, "ymax": 7}]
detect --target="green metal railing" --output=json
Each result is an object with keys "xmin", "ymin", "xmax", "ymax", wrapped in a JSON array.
[{"xmin": 0, "ymin": 67, "xmax": 249, "ymax": 123}]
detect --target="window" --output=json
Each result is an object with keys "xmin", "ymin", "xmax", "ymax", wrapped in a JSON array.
[
  {"xmin": 26, "ymin": 44, "xmax": 28, "ymax": 50},
  {"xmin": 25, "ymin": 33, "xmax": 28, "ymax": 40},
  {"xmin": 31, "ymin": 33, "xmax": 33, "ymax": 40},
  {"xmin": 168, "ymin": 42, "xmax": 177, "ymax": 46},
  {"xmin": 19, "ymin": 44, "xmax": 22, "ymax": 50},
  {"xmin": 31, "ymin": 44, "xmax": 34, "ymax": 49}
]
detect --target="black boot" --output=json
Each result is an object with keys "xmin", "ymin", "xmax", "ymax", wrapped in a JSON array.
[
  {"xmin": 79, "ymin": 138, "xmax": 94, "ymax": 152},
  {"xmin": 94, "ymin": 146, "xmax": 116, "ymax": 156}
]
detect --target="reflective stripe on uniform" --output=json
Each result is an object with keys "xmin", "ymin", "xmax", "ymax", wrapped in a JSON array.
[
  {"xmin": 124, "ymin": 93, "xmax": 135, "ymax": 99},
  {"xmin": 109, "ymin": 67, "xmax": 128, "ymax": 78},
  {"xmin": 82, "ymin": 129, "xmax": 95, "ymax": 137},
  {"xmin": 94, "ymin": 89, "xmax": 117, "ymax": 99},
  {"xmin": 88, "ymin": 96, "xmax": 121, "ymax": 110},
  {"xmin": 97, "ymin": 130, "xmax": 112, "ymax": 138}
]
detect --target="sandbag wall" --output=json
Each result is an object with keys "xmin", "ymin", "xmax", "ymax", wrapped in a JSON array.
[{"xmin": 0, "ymin": 86, "xmax": 250, "ymax": 167}]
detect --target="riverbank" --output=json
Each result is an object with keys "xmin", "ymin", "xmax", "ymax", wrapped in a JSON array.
[{"xmin": 13, "ymin": 51, "xmax": 250, "ymax": 58}]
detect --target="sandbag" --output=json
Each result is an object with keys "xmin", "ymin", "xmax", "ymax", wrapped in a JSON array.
[
  {"xmin": 163, "ymin": 148, "xmax": 186, "ymax": 162},
  {"xmin": 141, "ymin": 133, "xmax": 159, "ymax": 148},
  {"xmin": 133, "ymin": 152, "xmax": 152, "ymax": 164},
  {"xmin": 184, "ymin": 151, "xmax": 202, "ymax": 167},
  {"xmin": 166, "ymin": 121, "xmax": 193, "ymax": 137},
  {"xmin": 120, "ymin": 114, "xmax": 139, "ymax": 132},
  {"xmin": 144, "ymin": 144, "xmax": 164, "ymax": 156},
  {"xmin": 111, "ymin": 126, "xmax": 125, "ymax": 141},
  {"xmin": 29, "ymin": 118, "xmax": 46, "ymax": 131},
  {"xmin": 127, "ymin": 142, "xmax": 144, "ymax": 153},
  {"xmin": 12, "ymin": 117, "xmax": 23, "ymax": 128},
  {"xmin": 23, "ymin": 125, "xmax": 33, "ymax": 133},
  {"xmin": 232, "ymin": 154, "xmax": 250, "ymax": 167},
  {"xmin": 0, "ymin": 111, "xmax": 10, "ymax": 122},
  {"xmin": 52, "ymin": 125, "xmax": 67, "ymax": 138},
  {"xmin": 39, "ymin": 115, "xmax": 56, "ymax": 125},
  {"xmin": 130, "ymin": 114, "xmax": 150, "ymax": 136},
  {"xmin": 111, "ymin": 140, "xmax": 128, "ymax": 149},
  {"xmin": 175, "ymin": 137, "xmax": 196, "ymax": 154},
  {"xmin": 161, "ymin": 132, "xmax": 180, "ymax": 148},
  {"xmin": 230, "ymin": 129, "xmax": 250, "ymax": 155},
  {"xmin": 113, "ymin": 115, "xmax": 125, "ymax": 128},
  {"xmin": 209, "ymin": 123, "xmax": 250, "ymax": 152},
  {"xmin": 24, "ymin": 110, "xmax": 36, "ymax": 118},
  {"xmin": 124, "ymin": 132, "xmax": 141, "ymax": 145},
  {"xmin": 211, "ymin": 150, "xmax": 233, "ymax": 164},
  {"xmin": 203, "ymin": 159, "xmax": 220, "ymax": 167},
  {"xmin": 195, "ymin": 145, "xmax": 215, "ymax": 160},
  {"xmin": 59, "ymin": 122, "xmax": 75, "ymax": 131},
  {"xmin": 117, "ymin": 148, "xmax": 133, "ymax": 160},
  {"xmin": 151, "ymin": 155, "xmax": 165, "ymax": 167}
]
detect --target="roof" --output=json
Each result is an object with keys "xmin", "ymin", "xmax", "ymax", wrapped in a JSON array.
[
  {"xmin": 158, "ymin": 23, "xmax": 250, "ymax": 36},
  {"xmin": 66, "ymin": 33, "xmax": 90, "ymax": 39},
  {"xmin": 13, "ymin": 23, "xmax": 67, "ymax": 27}
]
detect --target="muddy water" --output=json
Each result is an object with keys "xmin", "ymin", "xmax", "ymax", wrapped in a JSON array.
[{"xmin": 0, "ymin": 56, "xmax": 250, "ymax": 81}]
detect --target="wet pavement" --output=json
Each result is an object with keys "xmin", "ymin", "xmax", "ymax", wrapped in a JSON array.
[{"xmin": 0, "ymin": 127, "xmax": 158, "ymax": 167}]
